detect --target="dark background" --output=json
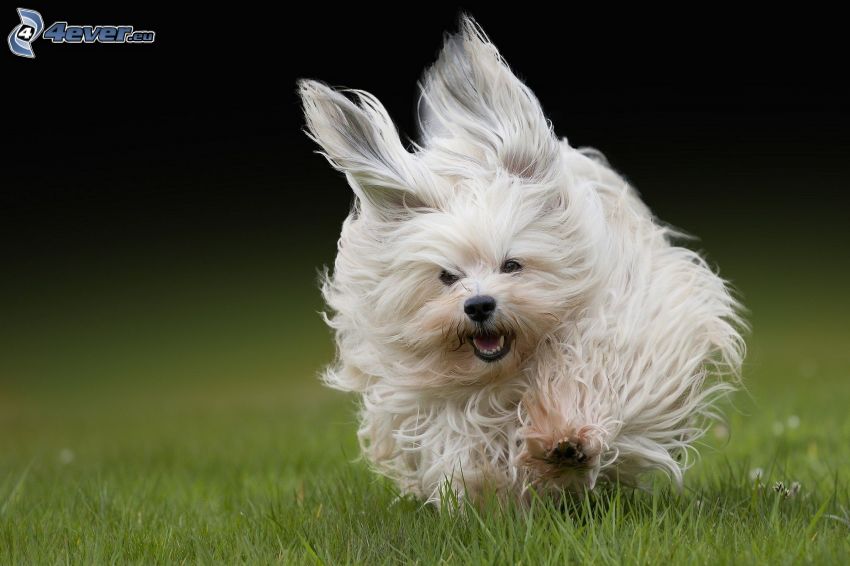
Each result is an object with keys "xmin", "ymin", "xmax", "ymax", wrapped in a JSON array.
[{"xmin": 3, "ymin": 5, "xmax": 849, "ymax": 398}]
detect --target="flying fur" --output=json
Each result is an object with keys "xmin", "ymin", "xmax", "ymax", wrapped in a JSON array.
[{"xmin": 298, "ymin": 16, "xmax": 745, "ymax": 506}]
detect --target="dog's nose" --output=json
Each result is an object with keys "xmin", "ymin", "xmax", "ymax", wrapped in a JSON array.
[{"xmin": 464, "ymin": 295, "xmax": 496, "ymax": 322}]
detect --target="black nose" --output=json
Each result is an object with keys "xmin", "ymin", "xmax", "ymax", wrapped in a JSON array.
[{"xmin": 464, "ymin": 295, "xmax": 496, "ymax": 322}]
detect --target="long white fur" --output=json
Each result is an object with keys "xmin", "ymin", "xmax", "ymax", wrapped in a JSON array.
[{"xmin": 298, "ymin": 16, "xmax": 745, "ymax": 506}]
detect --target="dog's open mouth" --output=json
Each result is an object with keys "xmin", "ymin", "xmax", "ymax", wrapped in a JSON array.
[{"xmin": 470, "ymin": 332, "xmax": 512, "ymax": 362}]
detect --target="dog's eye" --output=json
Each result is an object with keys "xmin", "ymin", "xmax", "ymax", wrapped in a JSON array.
[
  {"xmin": 501, "ymin": 260, "xmax": 522, "ymax": 274},
  {"xmin": 439, "ymin": 270, "xmax": 460, "ymax": 285}
]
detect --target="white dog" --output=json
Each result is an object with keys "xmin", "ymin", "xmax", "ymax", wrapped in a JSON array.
[{"xmin": 298, "ymin": 16, "xmax": 745, "ymax": 506}]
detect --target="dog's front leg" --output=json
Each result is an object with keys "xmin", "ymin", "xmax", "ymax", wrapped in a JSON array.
[{"xmin": 517, "ymin": 378, "xmax": 609, "ymax": 493}]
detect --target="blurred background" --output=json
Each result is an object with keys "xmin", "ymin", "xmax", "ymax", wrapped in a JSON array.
[{"xmin": 3, "ymin": 6, "xmax": 848, "ymax": 474}]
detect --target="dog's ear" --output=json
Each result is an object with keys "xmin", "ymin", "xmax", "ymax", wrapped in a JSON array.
[
  {"xmin": 418, "ymin": 16, "xmax": 559, "ymax": 179},
  {"xmin": 299, "ymin": 80, "xmax": 441, "ymax": 220}
]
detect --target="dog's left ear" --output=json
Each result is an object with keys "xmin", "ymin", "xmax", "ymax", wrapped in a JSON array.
[
  {"xmin": 298, "ymin": 80, "xmax": 443, "ymax": 221},
  {"xmin": 418, "ymin": 16, "xmax": 559, "ymax": 180}
]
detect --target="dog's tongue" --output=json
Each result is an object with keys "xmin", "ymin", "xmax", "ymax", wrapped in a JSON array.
[{"xmin": 473, "ymin": 334, "xmax": 501, "ymax": 351}]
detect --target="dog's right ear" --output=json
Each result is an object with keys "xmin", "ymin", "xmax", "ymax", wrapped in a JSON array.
[{"xmin": 298, "ymin": 80, "xmax": 441, "ymax": 221}]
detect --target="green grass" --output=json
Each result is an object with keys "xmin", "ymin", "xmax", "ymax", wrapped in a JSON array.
[{"xmin": 1, "ymin": 248, "xmax": 849, "ymax": 564}]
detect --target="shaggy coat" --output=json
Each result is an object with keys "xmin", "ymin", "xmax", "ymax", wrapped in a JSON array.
[{"xmin": 298, "ymin": 17, "xmax": 745, "ymax": 505}]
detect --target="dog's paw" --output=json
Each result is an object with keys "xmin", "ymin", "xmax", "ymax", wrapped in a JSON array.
[
  {"xmin": 547, "ymin": 437, "xmax": 590, "ymax": 467},
  {"xmin": 524, "ymin": 431, "xmax": 599, "ymax": 469},
  {"xmin": 519, "ymin": 426, "xmax": 604, "ymax": 489}
]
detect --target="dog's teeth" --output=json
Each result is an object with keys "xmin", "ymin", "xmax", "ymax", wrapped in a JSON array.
[{"xmin": 472, "ymin": 332, "xmax": 510, "ymax": 359}]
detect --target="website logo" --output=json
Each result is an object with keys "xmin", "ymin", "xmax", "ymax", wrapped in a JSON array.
[
  {"xmin": 7, "ymin": 8, "xmax": 43, "ymax": 58},
  {"xmin": 8, "ymin": 8, "xmax": 155, "ymax": 59}
]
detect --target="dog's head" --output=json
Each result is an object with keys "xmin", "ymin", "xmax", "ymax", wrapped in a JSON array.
[{"xmin": 300, "ymin": 17, "xmax": 605, "ymax": 384}]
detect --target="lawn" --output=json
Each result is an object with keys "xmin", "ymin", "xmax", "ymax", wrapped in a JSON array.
[{"xmin": 1, "ymin": 243, "xmax": 848, "ymax": 564}]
